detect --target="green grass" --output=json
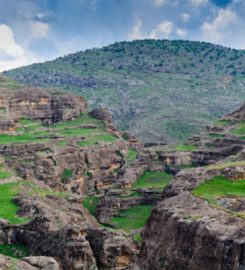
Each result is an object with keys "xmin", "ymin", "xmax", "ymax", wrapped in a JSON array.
[
  {"xmin": 174, "ymin": 144, "xmax": 198, "ymax": 152},
  {"xmin": 110, "ymin": 204, "xmax": 154, "ymax": 232},
  {"xmin": 231, "ymin": 122, "xmax": 245, "ymax": 135},
  {"xmin": 61, "ymin": 169, "xmax": 73, "ymax": 183},
  {"xmin": 21, "ymin": 181, "xmax": 69, "ymax": 198},
  {"xmin": 0, "ymin": 165, "xmax": 12, "ymax": 180},
  {"xmin": 133, "ymin": 233, "xmax": 142, "ymax": 243},
  {"xmin": 0, "ymin": 113, "xmax": 117, "ymax": 146},
  {"xmin": 0, "ymin": 182, "xmax": 29, "ymax": 224},
  {"xmin": 193, "ymin": 175, "xmax": 245, "ymax": 204},
  {"xmin": 0, "ymin": 244, "xmax": 30, "ymax": 259},
  {"xmin": 132, "ymin": 171, "xmax": 172, "ymax": 190},
  {"xmin": 19, "ymin": 118, "xmax": 40, "ymax": 126},
  {"xmin": 0, "ymin": 133, "xmax": 50, "ymax": 145},
  {"xmin": 58, "ymin": 127, "xmax": 107, "ymax": 137},
  {"xmin": 82, "ymin": 195, "xmax": 100, "ymax": 216},
  {"xmin": 56, "ymin": 140, "xmax": 67, "ymax": 147},
  {"xmin": 78, "ymin": 134, "xmax": 117, "ymax": 147},
  {"xmin": 127, "ymin": 148, "xmax": 138, "ymax": 164},
  {"xmin": 54, "ymin": 114, "xmax": 103, "ymax": 128},
  {"xmin": 208, "ymin": 133, "xmax": 225, "ymax": 138}
]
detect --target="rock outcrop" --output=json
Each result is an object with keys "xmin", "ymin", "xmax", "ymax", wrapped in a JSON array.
[
  {"xmin": 0, "ymin": 87, "xmax": 87, "ymax": 126},
  {"xmin": 0, "ymin": 78, "xmax": 140, "ymax": 269},
  {"xmin": 139, "ymin": 166, "xmax": 245, "ymax": 270},
  {"xmin": 138, "ymin": 104, "xmax": 245, "ymax": 270}
]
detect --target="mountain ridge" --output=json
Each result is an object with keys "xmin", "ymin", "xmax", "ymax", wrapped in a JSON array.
[{"xmin": 4, "ymin": 39, "xmax": 245, "ymax": 143}]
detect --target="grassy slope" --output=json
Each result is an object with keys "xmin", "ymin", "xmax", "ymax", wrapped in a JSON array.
[
  {"xmin": 0, "ymin": 182, "xmax": 29, "ymax": 224},
  {"xmin": 193, "ymin": 176, "xmax": 245, "ymax": 218},
  {"xmin": 0, "ymin": 114, "xmax": 118, "ymax": 146},
  {"xmin": 111, "ymin": 204, "xmax": 154, "ymax": 232},
  {"xmin": 193, "ymin": 176, "xmax": 245, "ymax": 204},
  {"xmin": 4, "ymin": 40, "xmax": 245, "ymax": 143},
  {"xmin": 132, "ymin": 171, "xmax": 172, "ymax": 189}
]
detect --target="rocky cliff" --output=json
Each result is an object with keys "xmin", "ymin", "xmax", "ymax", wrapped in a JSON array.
[
  {"xmin": 138, "ymin": 106, "xmax": 245, "ymax": 270},
  {"xmin": 0, "ymin": 77, "xmax": 141, "ymax": 269},
  {"xmin": 1, "ymin": 75, "xmax": 245, "ymax": 270}
]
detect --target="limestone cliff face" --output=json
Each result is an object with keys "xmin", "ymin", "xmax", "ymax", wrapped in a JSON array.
[
  {"xmin": 0, "ymin": 82, "xmax": 136, "ymax": 194},
  {"xmin": 0, "ymin": 140, "xmax": 128, "ymax": 194},
  {"xmin": 0, "ymin": 80, "xmax": 140, "ymax": 269},
  {"xmin": 0, "ymin": 87, "xmax": 87, "ymax": 126},
  {"xmin": 0, "ymin": 254, "xmax": 60, "ymax": 270},
  {"xmin": 139, "ymin": 167, "xmax": 245, "ymax": 270},
  {"xmin": 136, "ymin": 100, "xmax": 245, "ymax": 270}
]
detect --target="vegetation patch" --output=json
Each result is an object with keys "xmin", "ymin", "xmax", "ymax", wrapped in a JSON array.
[
  {"xmin": 78, "ymin": 134, "xmax": 117, "ymax": 147},
  {"xmin": 0, "ymin": 165, "xmax": 12, "ymax": 180},
  {"xmin": 231, "ymin": 122, "xmax": 245, "ymax": 135},
  {"xmin": 132, "ymin": 171, "xmax": 172, "ymax": 190},
  {"xmin": 61, "ymin": 169, "xmax": 73, "ymax": 183},
  {"xmin": 174, "ymin": 144, "xmax": 198, "ymax": 152},
  {"xmin": 0, "ymin": 182, "xmax": 29, "ymax": 224},
  {"xmin": 25, "ymin": 181, "xmax": 69, "ymax": 198},
  {"xmin": 127, "ymin": 148, "xmax": 138, "ymax": 164},
  {"xmin": 54, "ymin": 114, "xmax": 104, "ymax": 128},
  {"xmin": 0, "ymin": 133, "xmax": 50, "ymax": 145},
  {"xmin": 0, "ymin": 244, "xmax": 30, "ymax": 259},
  {"xmin": 82, "ymin": 195, "xmax": 100, "ymax": 216},
  {"xmin": 193, "ymin": 175, "xmax": 245, "ymax": 205},
  {"xmin": 0, "ymin": 113, "xmax": 119, "ymax": 147},
  {"xmin": 110, "ymin": 204, "xmax": 154, "ymax": 232},
  {"xmin": 133, "ymin": 233, "xmax": 142, "ymax": 243}
]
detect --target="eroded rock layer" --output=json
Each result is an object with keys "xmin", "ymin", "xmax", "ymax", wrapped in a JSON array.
[{"xmin": 1, "ymin": 76, "xmax": 245, "ymax": 270}]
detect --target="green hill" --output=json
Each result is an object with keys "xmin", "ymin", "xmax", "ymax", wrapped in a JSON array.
[{"xmin": 4, "ymin": 39, "xmax": 245, "ymax": 143}]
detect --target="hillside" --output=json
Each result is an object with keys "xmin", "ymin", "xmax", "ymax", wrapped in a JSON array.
[{"xmin": 4, "ymin": 39, "xmax": 245, "ymax": 143}]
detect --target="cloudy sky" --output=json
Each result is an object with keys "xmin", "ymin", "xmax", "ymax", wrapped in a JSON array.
[{"xmin": 0, "ymin": 0, "xmax": 244, "ymax": 71}]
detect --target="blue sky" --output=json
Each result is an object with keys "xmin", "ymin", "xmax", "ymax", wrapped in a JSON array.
[{"xmin": 0, "ymin": 0, "xmax": 244, "ymax": 71}]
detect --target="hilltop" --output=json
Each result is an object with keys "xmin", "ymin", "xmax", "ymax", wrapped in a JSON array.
[{"xmin": 4, "ymin": 39, "xmax": 245, "ymax": 143}]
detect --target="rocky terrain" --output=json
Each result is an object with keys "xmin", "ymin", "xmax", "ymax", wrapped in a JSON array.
[
  {"xmin": 0, "ymin": 75, "xmax": 245, "ymax": 270},
  {"xmin": 0, "ymin": 76, "xmax": 142, "ymax": 269},
  {"xmin": 138, "ymin": 108, "xmax": 245, "ymax": 269},
  {"xmin": 4, "ymin": 40, "xmax": 245, "ymax": 143}
]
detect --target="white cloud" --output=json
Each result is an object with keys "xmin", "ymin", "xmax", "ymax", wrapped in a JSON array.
[
  {"xmin": 181, "ymin": 13, "xmax": 191, "ymax": 22},
  {"xmin": 0, "ymin": 24, "xmax": 24, "ymax": 58},
  {"xmin": 176, "ymin": 28, "xmax": 187, "ymax": 37},
  {"xmin": 0, "ymin": 24, "xmax": 42, "ymax": 72},
  {"xmin": 189, "ymin": 0, "xmax": 208, "ymax": 7},
  {"xmin": 201, "ymin": 9, "xmax": 238, "ymax": 42},
  {"xmin": 153, "ymin": 0, "xmax": 167, "ymax": 7},
  {"xmin": 0, "ymin": 24, "xmax": 28, "ymax": 71},
  {"xmin": 149, "ymin": 21, "xmax": 174, "ymax": 39},
  {"xmin": 128, "ymin": 19, "xmax": 187, "ymax": 40},
  {"xmin": 128, "ymin": 19, "xmax": 145, "ymax": 40},
  {"xmin": 29, "ymin": 21, "xmax": 49, "ymax": 39}
]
